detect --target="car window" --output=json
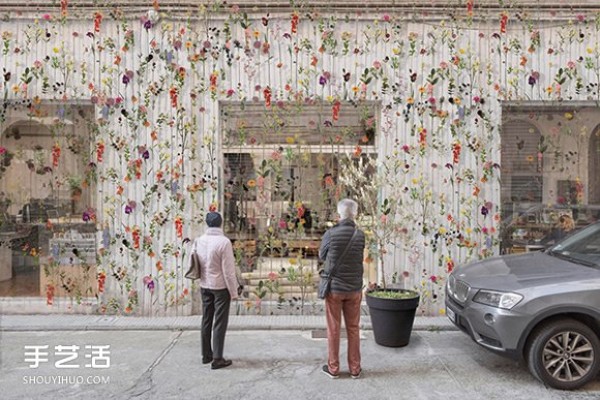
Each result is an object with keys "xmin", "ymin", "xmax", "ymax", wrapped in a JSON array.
[{"xmin": 549, "ymin": 223, "xmax": 600, "ymax": 268}]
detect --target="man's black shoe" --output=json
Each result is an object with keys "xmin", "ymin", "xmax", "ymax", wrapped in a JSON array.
[
  {"xmin": 202, "ymin": 356, "xmax": 213, "ymax": 364},
  {"xmin": 211, "ymin": 359, "xmax": 232, "ymax": 370}
]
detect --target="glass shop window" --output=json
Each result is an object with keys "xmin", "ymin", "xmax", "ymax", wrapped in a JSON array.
[
  {"xmin": 220, "ymin": 101, "xmax": 378, "ymax": 269},
  {"xmin": 500, "ymin": 105, "xmax": 600, "ymax": 254},
  {"xmin": 0, "ymin": 103, "xmax": 97, "ymax": 299}
]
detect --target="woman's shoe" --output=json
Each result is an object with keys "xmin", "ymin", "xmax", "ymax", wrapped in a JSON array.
[{"xmin": 211, "ymin": 359, "xmax": 233, "ymax": 370}]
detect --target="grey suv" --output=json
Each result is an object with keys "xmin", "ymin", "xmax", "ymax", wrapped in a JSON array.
[{"xmin": 446, "ymin": 222, "xmax": 600, "ymax": 390}]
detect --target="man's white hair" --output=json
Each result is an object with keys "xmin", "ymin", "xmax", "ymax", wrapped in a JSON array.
[{"xmin": 337, "ymin": 198, "xmax": 358, "ymax": 220}]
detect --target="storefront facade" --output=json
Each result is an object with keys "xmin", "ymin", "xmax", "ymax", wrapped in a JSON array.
[{"xmin": 1, "ymin": 1, "xmax": 599, "ymax": 315}]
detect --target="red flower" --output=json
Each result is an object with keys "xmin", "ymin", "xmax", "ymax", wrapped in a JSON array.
[
  {"xmin": 93, "ymin": 12, "xmax": 102, "ymax": 33},
  {"xmin": 96, "ymin": 140, "xmax": 105, "ymax": 163},
  {"xmin": 175, "ymin": 216, "xmax": 183, "ymax": 238},
  {"xmin": 61, "ymin": 0, "xmax": 68, "ymax": 17},
  {"xmin": 132, "ymin": 226, "xmax": 141, "ymax": 249},
  {"xmin": 52, "ymin": 143, "xmax": 61, "ymax": 167},
  {"xmin": 500, "ymin": 12, "xmax": 508, "ymax": 34},
  {"xmin": 97, "ymin": 272, "xmax": 106, "ymax": 294},
  {"xmin": 263, "ymin": 86, "xmax": 272, "ymax": 108},
  {"xmin": 291, "ymin": 12, "xmax": 299, "ymax": 34},
  {"xmin": 169, "ymin": 86, "xmax": 178, "ymax": 108},
  {"xmin": 332, "ymin": 100, "xmax": 341, "ymax": 121},
  {"xmin": 452, "ymin": 142, "xmax": 461, "ymax": 164},
  {"xmin": 46, "ymin": 284, "xmax": 55, "ymax": 305}
]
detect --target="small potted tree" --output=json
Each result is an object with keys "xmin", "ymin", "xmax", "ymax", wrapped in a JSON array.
[{"xmin": 339, "ymin": 154, "xmax": 419, "ymax": 347}]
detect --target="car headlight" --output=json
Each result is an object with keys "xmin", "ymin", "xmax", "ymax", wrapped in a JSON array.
[{"xmin": 473, "ymin": 290, "xmax": 523, "ymax": 310}]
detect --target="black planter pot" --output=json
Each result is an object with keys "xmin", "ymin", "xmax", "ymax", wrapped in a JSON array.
[{"xmin": 366, "ymin": 289, "xmax": 420, "ymax": 347}]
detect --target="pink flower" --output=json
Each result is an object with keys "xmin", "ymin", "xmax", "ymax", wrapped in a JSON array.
[
  {"xmin": 373, "ymin": 60, "xmax": 382, "ymax": 70},
  {"xmin": 42, "ymin": 14, "xmax": 51, "ymax": 21},
  {"xmin": 0, "ymin": 146, "xmax": 6, "ymax": 155},
  {"xmin": 429, "ymin": 275, "xmax": 438, "ymax": 283},
  {"xmin": 567, "ymin": 61, "xmax": 576, "ymax": 69},
  {"xmin": 382, "ymin": 14, "xmax": 391, "ymax": 22},
  {"xmin": 267, "ymin": 272, "xmax": 278, "ymax": 281},
  {"xmin": 270, "ymin": 151, "xmax": 282, "ymax": 161}
]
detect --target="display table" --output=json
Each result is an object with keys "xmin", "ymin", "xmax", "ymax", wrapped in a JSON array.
[{"xmin": 39, "ymin": 234, "xmax": 97, "ymax": 297}]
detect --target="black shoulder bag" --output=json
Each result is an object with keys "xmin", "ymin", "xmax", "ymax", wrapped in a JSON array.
[{"xmin": 317, "ymin": 228, "xmax": 358, "ymax": 299}]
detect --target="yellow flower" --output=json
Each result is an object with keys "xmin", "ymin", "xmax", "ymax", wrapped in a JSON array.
[
  {"xmin": 564, "ymin": 112, "xmax": 574, "ymax": 120},
  {"xmin": 53, "ymin": 47, "xmax": 60, "ymax": 53},
  {"xmin": 438, "ymin": 227, "xmax": 447, "ymax": 234},
  {"xmin": 351, "ymin": 85, "xmax": 359, "ymax": 93},
  {"xmin": 465, "ymin": 227, "xmax": 472, "ymax": 234},
  {"xmin": 392, "ymin": 48, "xmax": 400, "ymax": 55},
  {"xmin": 285, "ymin": 136, "xmax": 295, "ymax": 144},
  {"xmin": 459, "ymin": 48, "xmax": 466, "ymax": 54},
  {"xmin": 406, "ymin": 97, "xmax": 414, "ymax": 105},
  {"xmin": 587, "ymin": 47, "xmax": 594, "ymax": 54},
  {"xmin": 247, "ymin": 179, "xmax": 256, "ymax": 188},
  {"xmin": 289, "ymin": 258, "xmax": 297, "ymax": 265}
]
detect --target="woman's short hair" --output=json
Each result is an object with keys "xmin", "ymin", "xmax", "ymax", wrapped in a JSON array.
[{"xmin": 337, "ymin": 198, "xmax": 358, "ymax": 220}]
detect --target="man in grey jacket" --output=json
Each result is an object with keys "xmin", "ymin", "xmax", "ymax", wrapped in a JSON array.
[
  {"xmin": 319, "ymin": 199, "xmax": 366, "ymax": 379},
  {"xmin": 193, "ymin": 212, "xmax": 239, "ymax": 370}
]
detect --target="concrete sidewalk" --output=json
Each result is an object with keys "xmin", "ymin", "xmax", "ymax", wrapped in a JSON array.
[
  {"xmin": 0, "ymin": 314, "xmax": 455, "ymax": 332},
  {"xmin": 1, "ymin": 329, "xmax": 598, "ymax": 400}
]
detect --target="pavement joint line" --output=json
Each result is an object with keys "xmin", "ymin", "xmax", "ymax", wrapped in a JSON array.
[{"xmin": 0, "ymin": 315, "xmax": 458, "ymax": 332}]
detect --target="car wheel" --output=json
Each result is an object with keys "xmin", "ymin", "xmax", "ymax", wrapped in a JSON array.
[{"xmin": 527, "ymin": 318, "xmax": 600, "ymax": 390}]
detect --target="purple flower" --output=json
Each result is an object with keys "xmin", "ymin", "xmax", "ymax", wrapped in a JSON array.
[
  {"xmin": 122, "ymin": 75, "xmax": 130, "ymax": 85},
  {"xmin": 147, "ymin": 280, "xmax": 155, "ymax": 293},
  {"xmin": 481, "ymin": 206, "xmax": 489, "ymax": 217},
  {"xmin": 528, "ymin": 75, "xmax": 537, "ymax": 86},
  {"xmin": 142, "ymin": 150, "xmax": 150, "ymax": 160},
  {"xmin": 103, "ymin": 228, "xmax": 110, "ymax": 248},
  {"xmin": 125, "ymin": 205, "xmax": 133, "ymax": 214},
  {"xmin": 319, "ymin": 76, "xmax": 327, "ymax": 86},
  {"xmin": 143, "ymin": 20, "xmax": 153, "ymax": 30},
  {"xmin": 82, "ymin": 211, "xmax": 91, "ymax": 222}
]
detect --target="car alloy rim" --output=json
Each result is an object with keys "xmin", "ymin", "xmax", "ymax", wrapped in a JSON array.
[{"xmin": 542, "ymin": 331, "xmax": 595, "ymax": 382}]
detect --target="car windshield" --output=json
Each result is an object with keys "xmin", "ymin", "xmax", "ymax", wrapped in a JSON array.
[{"xmin": 547, "ymin": 223, "xmax": 600, "ymax": 268}]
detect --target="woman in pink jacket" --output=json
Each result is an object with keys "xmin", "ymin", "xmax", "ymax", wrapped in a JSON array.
[{"xmin": 193, "ymin": 212, "xmax": 240, "ymax": 370}]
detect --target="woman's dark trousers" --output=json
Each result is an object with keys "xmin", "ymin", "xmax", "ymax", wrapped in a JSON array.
[{"xmin": 201, "ymin": 288, "xmax": 231, "ymax": 360}]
